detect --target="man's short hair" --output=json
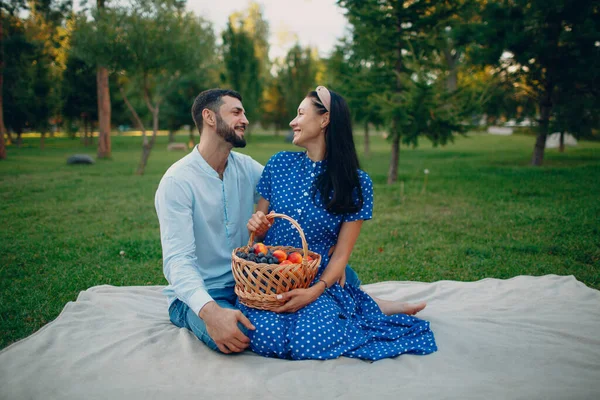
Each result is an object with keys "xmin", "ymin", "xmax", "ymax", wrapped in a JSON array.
[{"xmin": 191, "ymin": 89, "xmax": 242, "ymax": 133}]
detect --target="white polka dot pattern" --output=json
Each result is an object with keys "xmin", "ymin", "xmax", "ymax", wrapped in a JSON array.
[{"xmin": 239, "ymin": 151, "xmax": 437, "ymax": 361}]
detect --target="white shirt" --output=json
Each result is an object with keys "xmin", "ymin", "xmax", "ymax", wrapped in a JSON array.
[{"xmin": 155, "ymin": 146, "xmax": 263, "ymax": 315}]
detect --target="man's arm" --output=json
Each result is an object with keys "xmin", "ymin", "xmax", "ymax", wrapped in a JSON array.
[
  {"xmin": 155, "ymin": 177, "xmax": 213, "ymax": 314},
  {"xmin": 155, "ymin": 177, "xmax": 254, "ymax": 353}
]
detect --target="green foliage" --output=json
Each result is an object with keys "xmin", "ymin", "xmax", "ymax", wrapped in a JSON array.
[
  {"xmin": 61, "ymin": 54, "xmax": 98, "ymax": 123},
  {"xmin": 325, "ymin": 40, "xmax": 385, "ymax": 129},
  {"xmin": 221, "ymin": 21, "xmax": 263, "ymax": 126},
  {"xmin": 3, "ymin": 16, "xmax": 36, "ymax": 134},
  {"xmin": 162, "ymin": 71, "xmax": 219, "ymax": 132},
  {"xmin": 278, "ymin": 44, "xmax": 318, "ymax": 122},
  {"xmin": 336, "ymin": 0, "xmax": 480, "ymax": 182},
  {"xmin": 474, "ymin": 0, "xmax": 600, "ymax": 163}
]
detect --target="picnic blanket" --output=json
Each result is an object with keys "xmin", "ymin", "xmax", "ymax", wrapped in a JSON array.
[{"xmin": 1, "ymin": 275, "xmax": 599, "ymax": 400}]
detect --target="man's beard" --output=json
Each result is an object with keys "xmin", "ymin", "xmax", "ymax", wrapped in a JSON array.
[{"xmin": 216, "ymin": 113, "xmax": 246, "ymax": 148}]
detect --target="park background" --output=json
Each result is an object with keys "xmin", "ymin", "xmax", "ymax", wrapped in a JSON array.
[{"xmin": 1, "ymin": 0, "xmax": 598, "ymax": 350}]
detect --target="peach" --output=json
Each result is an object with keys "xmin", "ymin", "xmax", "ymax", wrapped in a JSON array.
[
  {"xmin": 280, "ymin": 260, "xmax": 293, "ymax": 265},
  {"xmin": 287, "ymin": 252, "xmax": 303, "ymax": 264},
  {"xmin": 253, "ymin": 243, "xmax": 268, "ymax": 255},
  {"xmin": 272, "ymin": 250, "xmax": 287, "ymax": 263}
]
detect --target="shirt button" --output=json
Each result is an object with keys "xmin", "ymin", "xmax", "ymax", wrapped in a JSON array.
[
  {"xmin": 303, "ymin": 192, "xmax": 308, "ymax": 196},
  {"xmin": 312, "ymin": 163, "xmax": 316, "ymax": 167},
  {"xmin": 311, "ymin": 173, "xmax": 315, "ymax": 177},
  {"xmin": 297, "ymin": 209, "xmax": 302, "ymax": 214}
]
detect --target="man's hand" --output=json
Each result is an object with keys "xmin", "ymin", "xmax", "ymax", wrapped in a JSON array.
[
  {"xmin": 273, "ymin": 285, "xmax": 324, "ymax": 313},
  {"xmin": 199, "ymin": 302, "xmax": 255, "ymax": 354}
]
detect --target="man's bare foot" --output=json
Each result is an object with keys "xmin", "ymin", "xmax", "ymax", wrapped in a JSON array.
[{"xmin": 374, "ymin": 298, "xmax": 427, "ymax": 316}]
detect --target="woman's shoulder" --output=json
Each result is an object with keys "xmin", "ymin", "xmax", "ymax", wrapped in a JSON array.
[{"xmin": 267, "ymin": 151, "xmax": 305, "ymax": 165}]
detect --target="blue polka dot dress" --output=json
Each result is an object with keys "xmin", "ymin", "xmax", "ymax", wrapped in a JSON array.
[{"xmin": 238, "ymin": 151, "xmax": 437, "ymax": 361}]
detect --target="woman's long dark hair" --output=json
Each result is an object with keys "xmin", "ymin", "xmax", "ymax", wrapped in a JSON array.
[{"xmin": 308, "ymin": 89, "xmax": 363, "ymax": 214}]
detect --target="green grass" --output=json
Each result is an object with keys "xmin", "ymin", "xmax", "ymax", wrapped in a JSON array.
[{"xmin": 1, "ymin": 132, "xmax": 599, "ymax": 350}]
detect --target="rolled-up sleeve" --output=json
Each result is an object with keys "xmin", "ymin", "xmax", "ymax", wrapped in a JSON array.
[{"xmin": 155, "ymin": 176, "xmax": 213, "ymax": 315}]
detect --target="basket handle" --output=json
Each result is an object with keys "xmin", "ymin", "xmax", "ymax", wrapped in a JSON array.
[{"xmin": 248, "ymin": 212, "xmax": 309, "ymax": 259}]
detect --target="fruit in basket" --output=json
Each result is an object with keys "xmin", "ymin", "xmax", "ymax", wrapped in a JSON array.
[
  {"xmin": 280, "ymin": 260, "xmax": 293, "ymax": 265},
  {"xmin": 272, "ymin": 250, "xmax": 287, "ymax": 263},
  {"xmin": 287, "ymin": 252, "xmax": 303, "ymax": 264},
  {"xmin": 253, "ymin": 243, "xmax": 268, "ymax": 255}
]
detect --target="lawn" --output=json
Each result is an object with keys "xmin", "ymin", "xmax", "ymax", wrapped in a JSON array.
[{"xmin": 1, "ymin": 132, "xmax": 599, "ymax": 350}]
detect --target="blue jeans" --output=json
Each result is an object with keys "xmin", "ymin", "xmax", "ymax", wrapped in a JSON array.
[{"xmin": 168, "ymin": 265, "xmax": 361, "ymax": 352}]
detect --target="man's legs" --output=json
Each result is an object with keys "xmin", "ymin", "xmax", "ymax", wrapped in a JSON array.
[{"xmin": 168, "ymin": 287, "xmax": 249, "ymax": 352}]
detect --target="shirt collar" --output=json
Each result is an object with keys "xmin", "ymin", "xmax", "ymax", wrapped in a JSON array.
[{"xmin": 192, "ymin": 145, "xmax": 231, "ymax": 178}]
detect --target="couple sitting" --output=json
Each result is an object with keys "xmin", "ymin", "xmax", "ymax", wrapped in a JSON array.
[{"xmin": 155, "ymin": 88, "xmax": 436, "ymax": 361}]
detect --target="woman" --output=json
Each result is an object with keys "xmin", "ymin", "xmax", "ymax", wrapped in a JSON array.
[{"xmin": 240, "ymin": 87, "xmax": 437, "ymax": 361}]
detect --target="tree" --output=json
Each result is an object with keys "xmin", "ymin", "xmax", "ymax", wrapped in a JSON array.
[
  {"xmin": 278, "ymin": 43, "xmax": 318, "ymax": 122},
  {"xmin": 62, "ymin": 52, "xmax": 98, "ymax": 145},
  {"xmin": 261, "ymin": 76, "xmax": 288, "ymax": 134},
  {"xmin": 326, "ymin": 40, "xmax": 385, "ymax": 157},
  {"xmin": 71, "ymin": 0, "xmax": 116, "ymax": 157},
  {"xmin": 228, "ymin": 2, "xmax": 271, "ymax": 126},
  {"xmin": 476, "ymin": 0, "xmax": 600, "ymax": 165},
  {"xmin": 1, "ymin": 0, "xmax": 29, "ymax": 158},
  {"xmin": 550, "ymin": 86, "xmax": 599, "ymax": 152},
  {"xmin": 162, "ymin": 69, "xmax": 219, "ymax": 146},
  {"xmin": 121, "ymin": 1, "xmax": 215, "ymax": 174},
  {"xmin": 28, "ymin": 0, "xmax": 71, "ymax": 142},
  {"xmin": 2, "ymin": 1, "xmax": 67, "ymax": 149},
  {"xmin": 74, "ymin": 0, "xmax": 216, "ymax": 174},
  {"xmin": 3, "ymin": 12, "xmax": 36, "ymax": 147},
  {"xmin": 338, "ymin": 0, "xmax": 472, "ymax": 183},
  {"xmin": 221, "ymin": 21, "xmax": 262, "ymax": 131},
  {"xmin": 95, "ymin": 0, "xmax": 111, "ymax": 159}
]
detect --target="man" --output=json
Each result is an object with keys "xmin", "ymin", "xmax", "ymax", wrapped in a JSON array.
[{"xmin": 155, "ymin": 89, "xmax": 261, "ymax": 353}]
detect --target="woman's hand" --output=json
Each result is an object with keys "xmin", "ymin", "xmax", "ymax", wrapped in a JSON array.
[
  {"xmin": 247, "ymin": 211, "xmax": 273, "ymax": 237},
  {"xmin": 273, "ymin": 285, "xmax": 325, "ymax": 313}
]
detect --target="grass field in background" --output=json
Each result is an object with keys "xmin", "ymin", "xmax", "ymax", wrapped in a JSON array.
[{"xmin": 1, "ymin": 132, "xmax": 599, "ymax": 350}]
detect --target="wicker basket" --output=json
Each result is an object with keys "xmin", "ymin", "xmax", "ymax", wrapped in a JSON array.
[{"xmin": 231, "ymin": 213, "xmax": 321, "ymax": 310}]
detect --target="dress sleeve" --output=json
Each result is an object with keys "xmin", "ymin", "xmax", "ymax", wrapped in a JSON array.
[
  {"xmin": 343, "ymin": 171, "xmax": 374, "ymax": 222},
  {"xmin": 256, "ymin": 153, "xmax": 278, "ymax": 202}
]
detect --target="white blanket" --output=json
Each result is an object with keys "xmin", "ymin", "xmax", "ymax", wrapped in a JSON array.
[{"xmin": 1, "ymin": 275, "xmax": 599, "ymax": 400}]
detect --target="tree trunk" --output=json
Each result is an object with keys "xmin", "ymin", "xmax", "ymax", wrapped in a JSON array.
[
  {"xmin": 136, "ymin": 78, "xmax": 160, "ymax": 175},
  {"xmin": 387, "ymin": 127, "xmax": 400, "ymax": 185},
  {"xmin": 40, "ymin": 132, "xmax": 45, "ymax": 150},
  {"xmin": 188, "ymin": 125, "xmax": 195, "ymax": 148},
  {"xmin": 168, "ymin": 129, "xmax": 175, "ymax": 143},
  {"xmin": 443, "ymin": 47, "xmax": 458, "ymax": 92},
  {"xmin": 16, "ymin": 132, "xmax": 22, "ymax": 148},
  {"xmin": 96, "ymin": 66, "xmax": 111, "ymax": 158},
  {"xmin": 387, "ymin": 8, "xmax": 403, "ymax": 184},
  {"xmin": 137, "ymin": 107, "xmax": 159, "ymax": 175},
  {"xmin": 80, "ymin": 116, "xmax": 86, "ymax": 145},
  {"xmin": 531, "ymin": 90, "xmax": 553, "ymax": 166},
  {"xmin": 85, "ymin": 118, "xmax": 90, "ymax": 146},
  {"xmin": 0, "ymin": 11, "xmax": 6, "ymax": 160},
  {"xmin": 120, "ymin": 86, "xmax": 146, "ymax": 150},
  {"xmin": 559, "ymin": 131, "xmax": 565, "ymax": 153},
  {"xmin": 363, "ymin": 121, "xmax": 370, "ymax": 157}
]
